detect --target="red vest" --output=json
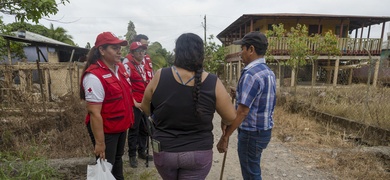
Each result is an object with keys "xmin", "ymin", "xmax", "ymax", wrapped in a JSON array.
[
  {"xmin": 144, "ymin": 54, "xmax": 154, "ymax": 82},
  {"xmin": 81, "ymin": 60, "xmax": 134, "ymax": 133},
  {"xmin": 124, "ymin": 54, "xmax": 147, "ymax": 103}
]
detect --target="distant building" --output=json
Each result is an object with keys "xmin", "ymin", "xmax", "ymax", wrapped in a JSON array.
[{"xmin": 218, "ymin": 13, "xmax": 390, "ymax": 86}]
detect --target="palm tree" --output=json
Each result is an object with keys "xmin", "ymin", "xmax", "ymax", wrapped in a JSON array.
[{"xmin": 47, "ymin": 23, "xmax": 75, "ymax": 45}]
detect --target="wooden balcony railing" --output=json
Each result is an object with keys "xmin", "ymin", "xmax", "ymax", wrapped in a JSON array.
[{"xmin": 226, "ymin": 37, "xmax": 382, "ymax": 58}]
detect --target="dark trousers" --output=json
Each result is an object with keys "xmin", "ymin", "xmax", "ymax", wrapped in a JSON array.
[
  {"xmin": 127, "ymin": 107, "xmax": 148, "ymax": 157},
  {"xmin": 87, "ymin": 122, "xmax": 127, "ymax": 180}
]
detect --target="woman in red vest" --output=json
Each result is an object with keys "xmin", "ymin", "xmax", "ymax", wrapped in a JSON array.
[{"xmin": 80, "ymin": 32, "xmax": 134, "ymax": 180}]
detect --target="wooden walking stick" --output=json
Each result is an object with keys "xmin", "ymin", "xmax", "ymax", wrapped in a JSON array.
[
  {"xmin": 219, "ymin": 138, "xmax": 229, "ymax": 180},
  {"xmin": 220, "ymin": 91, "xmax": 235, "ymax": 180}
]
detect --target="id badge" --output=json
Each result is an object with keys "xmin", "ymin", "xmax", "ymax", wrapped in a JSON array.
[{"xmin": 152, "ymin": 139, "xmax": 161, "ymax": 153}]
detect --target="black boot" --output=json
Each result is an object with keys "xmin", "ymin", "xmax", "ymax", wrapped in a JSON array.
[{"xmin": 129, "ymin": 156, "xmax": 138, "ymax": 168}]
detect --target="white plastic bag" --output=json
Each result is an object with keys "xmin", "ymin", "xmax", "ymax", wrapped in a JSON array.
[{"xmin": 87, "ymin": 158, "xmax": 115, "ymax": 180}]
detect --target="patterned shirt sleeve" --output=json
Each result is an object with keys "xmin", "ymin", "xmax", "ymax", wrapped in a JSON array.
[{"xmin": 237, "ymin": 73, "xmax": 261, "ymax": 108}]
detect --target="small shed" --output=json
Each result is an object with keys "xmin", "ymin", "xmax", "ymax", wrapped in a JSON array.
[
  {"xmin": 0, "ymin": 31, "xmax": 89, "ymax": 105},
  {"xmin": 1, "ymin": 30, "xmax": 89, "ymax": 64}
]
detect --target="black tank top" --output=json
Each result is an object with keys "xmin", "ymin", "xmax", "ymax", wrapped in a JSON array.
[{"xmin": 151, "ymin": 67, "xmax": 217, "ymax": 152}]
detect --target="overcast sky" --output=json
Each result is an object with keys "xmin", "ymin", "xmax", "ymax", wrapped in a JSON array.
[{"xmin": 2, "ymin": 0, "xmax": 390, "ymax": 51}]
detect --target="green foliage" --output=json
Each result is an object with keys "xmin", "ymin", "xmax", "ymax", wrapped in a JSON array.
[
  {"xmin": 0, "ymin": 17, "xmax": 25, "ymax": 63},
  {"xmin": 0, "ymin": 21, "xmax": 76, "ymax": 63},
  {"xmin": 85, "ymin": 42, "xmax": 91, "ymax": 49},
  {"xmin": 286, "ymin": 24, "xmax": 311, "ymax": 69},
  {"xmin": 46, "ymin": 23, "xmax": 75, "ymax": 45},
  {"xmin": 120, "ymin": 20, "xmax": 173, "ymax": 69},
  {"xmin": 204, "ymin": 35, "xmax": 227, "ymax": 74},
  {"xmin": 7, "ymin": 21, "xmax": 48, "ymax": 34},
  {"xmin": 148, "ymin": 42, "xmax": 171, "ymax": 70},
  {"xmin": 0, "ymin": 151, "xmax": 61, "ymax": 179},
  {"xmin": 266, "ymin": 23, "xmax": 341, "ymax": 87},
  {"xmin": 122, "ymin": 21, "xmax": 137, "ymax": 56},
  {"xmin": 316, "ymin": 30, "xmax": 341, "ymax": 58},
  {"xmin": 266, "ymin": 23, "xmax": 286, "ymax": 61},
  {"xmin": 0, "ymin": 0, "xmax": 69, "ymax": 23},
  {"xmin": 4, "ymin": 21, "xmax": 75, "ymax": 45}
]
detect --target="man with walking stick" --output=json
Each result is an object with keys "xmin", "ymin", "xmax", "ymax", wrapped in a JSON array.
[{"xmin": 217, "ymin": 31, "xmax": 276, "ymax": 180}]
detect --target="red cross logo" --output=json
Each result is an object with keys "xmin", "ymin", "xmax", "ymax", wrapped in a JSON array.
[{"xmin": 87, "ymin": 88, "xmax": 92, "ymax": 93}]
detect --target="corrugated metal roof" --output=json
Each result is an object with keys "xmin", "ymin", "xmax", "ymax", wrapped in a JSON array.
[
  {"xmin": 1, "ymin": 31, "xmax": 89, "ymax": 54},
  {"xmin": 11, "ymin": 31, "xmax": 70, "ymax": 46}
]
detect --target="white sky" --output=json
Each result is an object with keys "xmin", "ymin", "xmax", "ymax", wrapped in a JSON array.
[{"xmin": 2, "ymin": 0, "xmax": 390, "ymax": 51}]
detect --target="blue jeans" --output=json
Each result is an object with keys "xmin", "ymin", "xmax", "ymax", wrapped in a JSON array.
[
  {"xmin": 153, "ymin": 149, "xmax": 213, "ymax": 180},
  {"xmin": 237, "ymin": 128, "xmax": 272, "ymax": 180}
]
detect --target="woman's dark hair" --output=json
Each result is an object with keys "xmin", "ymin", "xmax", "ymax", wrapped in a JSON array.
[
  {"xmin": 174, "ymin": 33, "xmax": 204, "ymax": 116},
  {"xmin": 79, "ymin": 44, "xmax": 109, "ymax": 99}
]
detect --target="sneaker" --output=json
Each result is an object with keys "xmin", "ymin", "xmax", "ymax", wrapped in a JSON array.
[
  {"xmin": 138, "ymin": 153, "xmax": 153, "ymax": 161},
  {"xmin": 129, "ymin": 156, "xmax": 138, "ymax": 168}
]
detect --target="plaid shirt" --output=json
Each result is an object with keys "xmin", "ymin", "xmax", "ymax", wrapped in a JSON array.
[{"xmin": 236, "ymin": 58, "xmax": 276, "ymax": 131}]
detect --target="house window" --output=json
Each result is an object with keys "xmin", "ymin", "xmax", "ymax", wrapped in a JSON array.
[
  {"xmin": 308, "ymin": 25, "xmax": 322, "ymax": 36},
  {"xmin": 268, "ymin": 24, "xmax": 273, "ymax": 31},
  {"xmin": 335, "ymin": 25, "xmax": 348, "ymax": 37},
  {"xmin": 255, "ymin": 27, "xmax": 260, "ymax": 31}
]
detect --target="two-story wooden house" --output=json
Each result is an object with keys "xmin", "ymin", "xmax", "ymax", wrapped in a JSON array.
[{"xmin": 217, "ymin": 13, "xmax": 390, "ymax": 87}]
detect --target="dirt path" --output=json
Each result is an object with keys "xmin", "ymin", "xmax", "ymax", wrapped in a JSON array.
[
  {"xmin": 206, "ymin": 113, "xmax": 335, "ymax": 180},
  {"xmin": 51, "ymin": 113, "xmax": 335, "ymax": 179}
]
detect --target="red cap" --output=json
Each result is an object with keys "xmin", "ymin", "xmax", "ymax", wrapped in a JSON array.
[
  {"xmin": 95, "ymin": 32, "xmax": 128, "ymax": 47},
  {"xmin": 130, "ymin": 41, "xmax": 147, "ymax": 50}
]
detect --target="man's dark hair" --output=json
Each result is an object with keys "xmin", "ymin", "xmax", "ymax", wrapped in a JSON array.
[
  {"xmin": 233, "ymin": 31, "xmax": 268, "ymax": 55},
  {"xmin": 244, "ymin": 44, "xmax": 267, "ymax": 55},
  {"xmin": 134, "ymin": 34, "xmax": 149, "ymax": 41}
]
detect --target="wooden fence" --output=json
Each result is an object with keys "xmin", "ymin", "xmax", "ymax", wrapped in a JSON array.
[{"xmin": 0, "ymin": 62, "xmax": 84, "ymax": 107}]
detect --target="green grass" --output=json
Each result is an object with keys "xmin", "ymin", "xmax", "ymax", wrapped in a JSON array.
[{"xmin": 0, "ymin": 151, "xmax": 62, "ymax": 180}]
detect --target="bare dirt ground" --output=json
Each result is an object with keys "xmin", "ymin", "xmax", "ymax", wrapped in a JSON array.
[
  {"xmin": 50, "ymin": 111, "xmax": 336, "ymax": 180},
  {"xmin": 3, "ymin": 103, "xmax": 389, "ymax": 179},
  {"xmin": 207, "ymin": 113, "xmax": 335, "ymax": 180}
]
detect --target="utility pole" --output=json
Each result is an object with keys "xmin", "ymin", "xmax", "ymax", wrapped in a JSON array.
[{"xmin": 202, "ymin": 15, "xmax": 207, "ymax": 46}]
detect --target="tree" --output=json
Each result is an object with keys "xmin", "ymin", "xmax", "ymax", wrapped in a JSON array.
[
  {"xmin": 286, "ymin": 24, "xmax": 313, "ymax": 86},
  {"xmin": 0, "ymin": 17, "xmax": 25, "ymax": 62},
  {"xmin": 122, "ymin": 20, "xmax": 137, "ymax": 56},
  {"xmin": 267, "ymin": 23, "xmax": 341, "ymax": 88},
  {"xmin": 265, "ymin": 23, "xmax": 286, "ymax": 61},
  {"xmin": 120, "ymin": 20, "xmax": 174, "ymax": 69},
  {"xmin": 147, "ymin": 42, "xmax": 170, "ymax": 70},
  {"xmin": 316, "ymin": 31, "xmax": 341, "ymax": 57},
  {"xmin": 0, "ymin": 0, "xmax": 69, "ymax": 23},
  {"xmin": 204, "ymin": 35, "xmax": 227, "ymax": 75},
  {"xmin": 46, "ymin": 23, "xmax": 75, "ymax": 45},
  {"xmin": 85, "ymin": 42, "xmax": 91, "ymax": 49},
  {"xmin": 7, "ymin": 21, "xmax": 48, "ymax": 35}
]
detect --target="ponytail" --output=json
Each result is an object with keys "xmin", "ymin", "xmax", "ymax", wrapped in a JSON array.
[{"xmin": 79, "ymin": 45, "xmax": 108, "ymax": 99}]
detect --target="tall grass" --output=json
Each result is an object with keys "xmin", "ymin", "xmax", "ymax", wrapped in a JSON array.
[
  {"xmin": 280, "ymin": 84, "xmax": 390, "ymax": 130},
  {"xmin": 273, "ymin": 106, "xmax": 390, "ymax": 180}
]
